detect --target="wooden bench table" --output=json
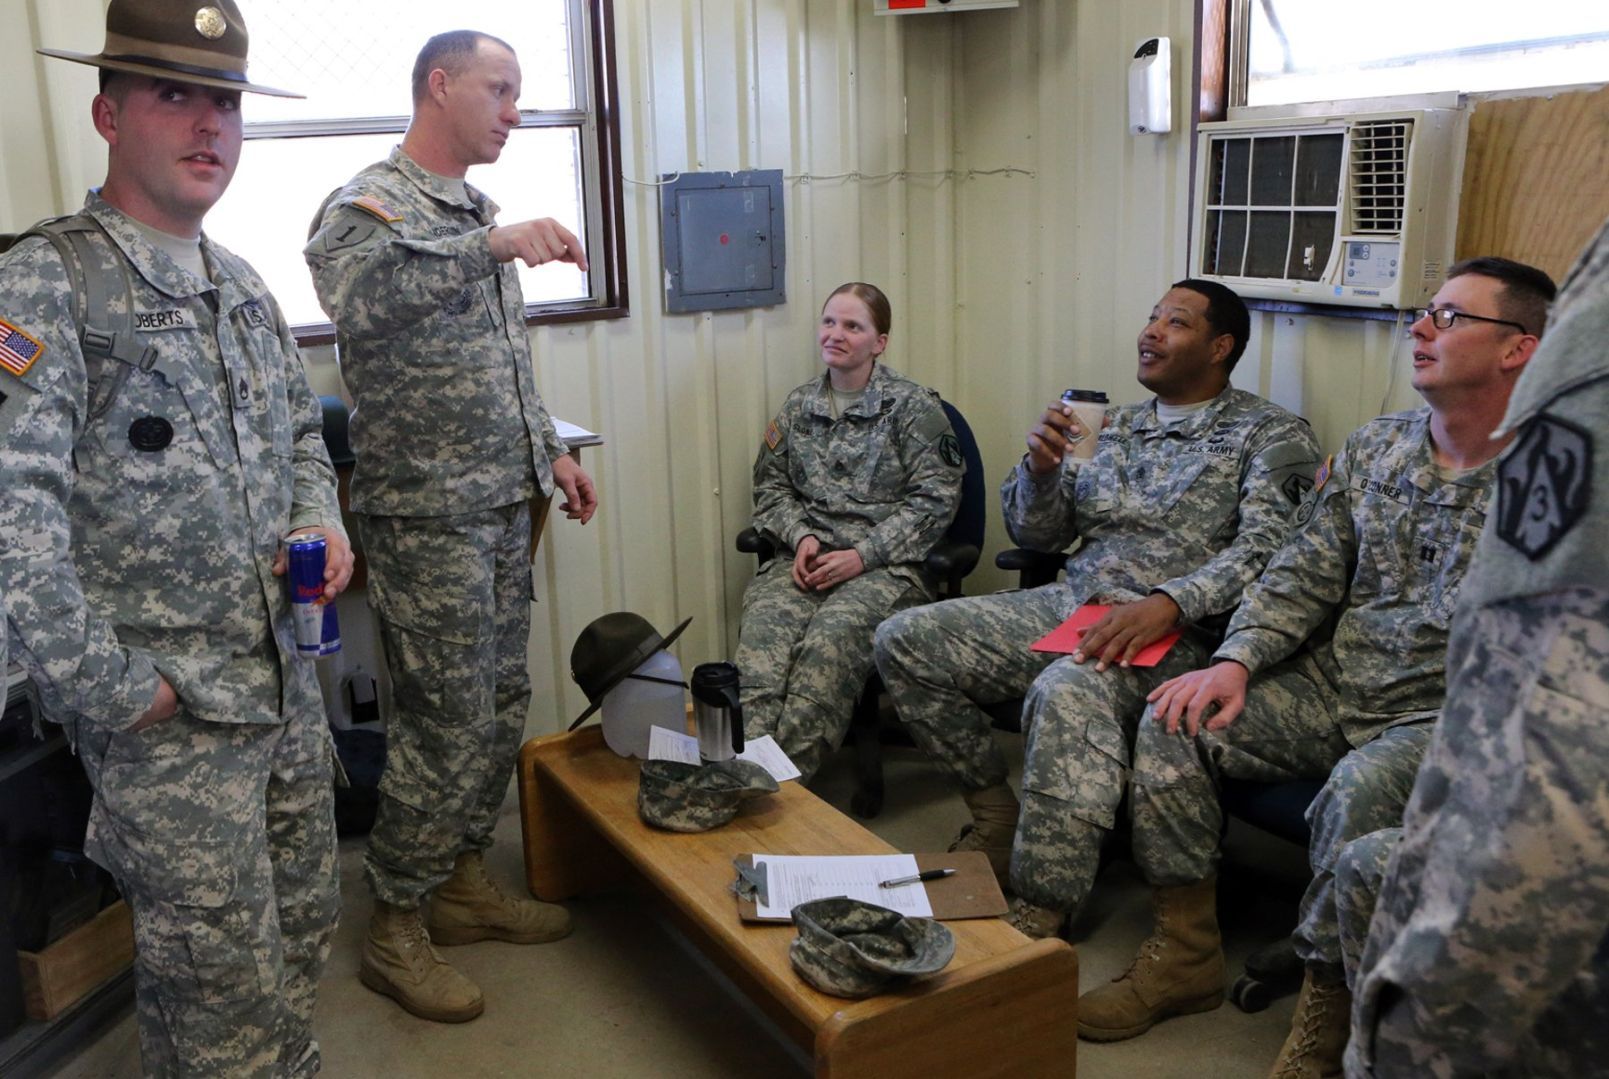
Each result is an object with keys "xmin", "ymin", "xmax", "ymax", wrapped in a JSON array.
[{"xmin": 517, "ymin": 727, "xmax": 1079, "ymax": 1078}]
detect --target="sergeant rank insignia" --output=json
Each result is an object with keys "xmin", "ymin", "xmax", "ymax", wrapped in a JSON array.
[
  {"xmin": 1495, "ymin": 413, "xmax": 1591, "ymax": 560},
  {"xmin": 0, "ymin": 317, "xmax": 45, "ymax": 377}
]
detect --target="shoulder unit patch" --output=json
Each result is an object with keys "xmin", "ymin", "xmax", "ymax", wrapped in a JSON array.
[{"xmin": 1495, "ymin": 413, "xmax": 1592, "ymax": 561}]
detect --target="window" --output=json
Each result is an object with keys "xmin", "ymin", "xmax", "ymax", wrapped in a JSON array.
[
  {"xmin": 1232, "ymin": 1, "xmax": 1609, "ymax": 109},
  {"xmin": 208, "ymin": 0, "xmax": 625, "ymax": 340}
]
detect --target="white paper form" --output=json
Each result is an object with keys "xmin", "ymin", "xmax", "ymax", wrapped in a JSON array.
[
  {"xmin": 647, "ymin": 728, "xmax": 803, "ymax": 783},
  {"xmin": 753, "ymin": 854, "xmax": 934, "ymax": 919},
  {"xmin": 647, "ymin": 725, "xmax": 699, "ymax": 764}
]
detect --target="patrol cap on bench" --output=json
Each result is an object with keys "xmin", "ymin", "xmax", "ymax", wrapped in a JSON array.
[
  {"xmin": 789, "ymin": 897, "xmax": 956, "ymax": 999},
  {"xmin": 637, "ymin": 758, "xmax": 778, "ymax": 832},
  {"xmin": 38, "ymin": 0, "xmax": 303, "ymax": 99}
]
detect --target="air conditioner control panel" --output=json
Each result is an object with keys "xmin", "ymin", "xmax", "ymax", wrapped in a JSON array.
[{"xmin": 1343, "ymin": 241, "xmax": 1401, "ymax": 290}]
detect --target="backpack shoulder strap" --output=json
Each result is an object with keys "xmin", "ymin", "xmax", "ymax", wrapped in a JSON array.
[{"xmin": 20, "ymin": 215, "xmax": 156, "ymax": 422}]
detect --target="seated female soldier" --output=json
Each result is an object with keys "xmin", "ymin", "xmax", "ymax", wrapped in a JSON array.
[{"xmin": 735, "ymin": 281, "xmax": 964, "ymax": 781}]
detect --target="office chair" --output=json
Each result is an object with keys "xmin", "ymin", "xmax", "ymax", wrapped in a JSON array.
[{"xmin": 1220, "ymin": 777, "xmax": 1325, "ymax": 1011}]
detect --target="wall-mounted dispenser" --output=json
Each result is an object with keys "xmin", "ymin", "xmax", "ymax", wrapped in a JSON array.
[{"xmin": 1128, "ymin": 37, "xmax": 1171, "ymax": 135}]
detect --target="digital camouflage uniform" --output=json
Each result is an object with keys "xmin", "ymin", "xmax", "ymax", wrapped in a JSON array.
[
  {"xmin": 736, "ymin": 363, "xmax": 962, "ymax": 781},
  {"xmin": 874, "ymin": 388, "xmax": 1318, "ymax": 912},
  {"xmin": 305, "ymin": 146, "xmax": 571, "ymax": 907},
  {"xmin": 0, "ymin": 193, "xmax": 342, "ymax": 1077},
  {"xmin": 1129, "ymin": 409, "xmax": 1493, "ymax": 961},
  {"xmin": 1348, "ymin": 221, "xmax": 1609, "ymax": 1078}
]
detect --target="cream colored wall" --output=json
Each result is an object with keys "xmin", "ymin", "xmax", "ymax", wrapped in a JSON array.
[{"xmin": 0, "ymin": 0, "xmax": 1430, "ymax": 734}]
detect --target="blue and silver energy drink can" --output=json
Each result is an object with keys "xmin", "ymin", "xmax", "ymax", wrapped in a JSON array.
[{"xmin": 287, "ymin": 533, "xmax": 341, "ymax": 657}]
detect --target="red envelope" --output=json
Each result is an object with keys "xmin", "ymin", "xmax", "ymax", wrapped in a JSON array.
[{"xmin": 1030, "ymin": 604, "xmax": 1181, "ymax": 667}]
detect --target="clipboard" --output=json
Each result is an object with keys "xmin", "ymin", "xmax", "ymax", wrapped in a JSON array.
[{"xmin": 734, "ymin": 851, "xmax": 1008, "ymax": 922}]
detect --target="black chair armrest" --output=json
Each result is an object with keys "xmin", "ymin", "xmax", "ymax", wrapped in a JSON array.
[
  {"xmin": 994, "ymin": 547, "xmax": 1066, "ymax": 589},
  {"xmin": 736, "ymin": 527, "xmax": 777, "ymax": 563},
  {"xmin": 925, "ymin": 540, "xmax": 980, "ymax": 582}
]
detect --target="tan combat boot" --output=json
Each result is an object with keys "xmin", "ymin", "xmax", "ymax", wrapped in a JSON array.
[
  {"xmin": 360, "ymin": 901, "xmax": 484, "ymax": 1023},
  {"xmin": 1077, "ymin": 876, "xmax": 1225, "ymax": 1041},
  {"xmin": 1005, "ymin": 897, "xmax": 1067, "ymax": 940},
  {"xmin": 951, "ymin": 783, "xmax": 1020, "ymax": 883},
  {"xmin": 428, "ymin": 850, "xmax": 572, "ymax": 945},
  {"xmin": 1268, "ymin": 969, "xmax": 1351, "ymax": 1078}
]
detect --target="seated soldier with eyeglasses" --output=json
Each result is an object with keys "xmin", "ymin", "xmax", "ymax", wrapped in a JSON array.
[{"xmin": 1077, "ymin": 258, "xmax": 1557, "ymax": 1075}]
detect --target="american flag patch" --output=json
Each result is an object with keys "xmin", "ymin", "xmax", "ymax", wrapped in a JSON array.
[
  {"xmin": 0, "ymin": 318, "xmax": 44, "ymax": 377},
  {"xmin": 350, "ymin": 195, "xmax": 403, "ymax": 223},
  {"xmin": 764, "ymin": 420, "xmax": 783, "ymax": 452},
  {"xmin": 1313, "ymin": 454, "xmax": 1333, "ymax": 493}
]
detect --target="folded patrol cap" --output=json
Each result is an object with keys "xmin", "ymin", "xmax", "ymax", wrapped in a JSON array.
[
  {"xmin": 789, "ymin": 897, "xmax": 956, "ymax": 999},
  {"xmin": 38, "ymin": 0, "xmax": 303, "ymax": 99},
  {"xmin": 637, "ymin": 759, "xmax": 778, "ymax": 832}
]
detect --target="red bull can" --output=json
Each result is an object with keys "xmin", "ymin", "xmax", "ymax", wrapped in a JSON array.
[{"xmin": 287, "ymin": 533, "xmax": 341, "ymax": 657}]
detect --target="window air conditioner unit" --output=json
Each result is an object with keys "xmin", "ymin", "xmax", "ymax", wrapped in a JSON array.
[
  {"xmin": 874, "ymin": 0, "xmax": 1019, "ymax": 14},
  {"xmin": 1189, "ymin": 108, "xmax": 1467, "ymax": 310}
]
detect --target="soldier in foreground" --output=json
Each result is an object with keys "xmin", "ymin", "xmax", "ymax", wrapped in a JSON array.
[
  {"xmin": 0, "ymin": 1, "xmax": 350, "ymax": 1073},
  {"xmin": 1104, "ymin": 259, "xmax": 1554, "ymax": 1062},
  {"xmin": 1347, "ymin": 222, "xmax": 1608, "ymax": 1077},
  {"xmin": 874, "ymin": 280, "xmax": 1318, "ymax": 929},
  {"xmin": 306, "ymin": 30, "xmax": 597, "ymax": 1023}
]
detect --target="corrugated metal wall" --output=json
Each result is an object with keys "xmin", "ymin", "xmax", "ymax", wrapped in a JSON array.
[
  {"xmin": 0, "ymin": 0, "xmax": 1420, "ymax": 734},
  {"xmin": 505, "ymin": 0, "xmax": 959, "ymax": 727}
]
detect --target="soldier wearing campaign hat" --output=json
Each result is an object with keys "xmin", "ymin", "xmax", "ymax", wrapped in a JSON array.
[{"xmin": 0, "ymin": 1, "xmax": 350, "ymax": 1073}]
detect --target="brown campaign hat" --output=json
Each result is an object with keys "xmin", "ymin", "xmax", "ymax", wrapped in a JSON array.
[
  {"xmin": 568, "ymin": 612, "xmax": 693, "ymax": 728},
  {"xmin": 38, "ymin": 0, "xmax": 303, "ymax": 99}
]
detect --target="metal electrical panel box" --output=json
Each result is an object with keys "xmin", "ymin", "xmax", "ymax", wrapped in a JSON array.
[{"xmin": 660, "ymin": 169, "xmax": 785, "ymax": 313}]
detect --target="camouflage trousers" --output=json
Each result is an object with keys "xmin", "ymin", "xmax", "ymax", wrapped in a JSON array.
[
  {"xmin": 357, "ymin": 502, "xmax": 533, "ymax": 906},
  {"xmin": 1292, "ymin": 722, "xmax": 1432, "ymax": 981},
  {"xmin": 1130, "ymin": 651, "xmax": 1351, "ymax": 885},
  {"xmin": 76, "ymin": 707, "xmax": 338, "ymax": 1078},
  {"xmin": 1013, "ymin": 629, "xmax": 1215, "ymax": 912},
  {"xmin": 736, "ymin": 559, "xmax": 931, "ymax": 781},
  {"xmin": 1350, "ymin": 589, "xmax": 1609, "ymax": 1078},
  {"xmin": 1331, "ymin": 826, "xmax": 1400, "ymax": 990},
  {"xmin": 873, "ymin": 585, "xmax": 1066, "ymax": 792}
]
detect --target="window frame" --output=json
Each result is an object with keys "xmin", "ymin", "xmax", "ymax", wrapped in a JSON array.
[
  {"xmin": 268, "ymin": 0, "xmax": 627, "ymax": 347},
  {"xmin": 1192, "ymin": 0, "xmax": 1607, "ymax": 323}
]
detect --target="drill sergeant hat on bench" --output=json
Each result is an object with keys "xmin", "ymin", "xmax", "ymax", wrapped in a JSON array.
[
  {"xmin": 569, "ymin": 611, "xmax": 692, "ymax": 729},
  {"xmin": 789, "ymin": 897, "xmax": 956, "ymax": 999},
  {"xmin": 637, "ymin": 759, "xmax": 778, "ymax": 832}
]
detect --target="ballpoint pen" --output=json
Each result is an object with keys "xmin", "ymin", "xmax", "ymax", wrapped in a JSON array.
[{"xmin": 878, "ymin": 868, "xmax": 956, "ymax": 888}]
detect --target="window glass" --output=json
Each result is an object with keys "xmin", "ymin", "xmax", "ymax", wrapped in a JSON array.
[
  {"xmin": 238, "ymin": 0, "xmax": 575, "ymax": 123},
  {"xmin": 1246, "ymin": 1, "xmax": 1609, "ymax": 107},
  {"xmin": 208, "ymin": 0, "xmax": 596, "ymax": 331}
]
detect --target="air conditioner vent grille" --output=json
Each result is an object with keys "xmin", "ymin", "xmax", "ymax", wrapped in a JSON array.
[{"xmin": 1349, "ymin": 119, "xmax": 1413, "ymax": 234}]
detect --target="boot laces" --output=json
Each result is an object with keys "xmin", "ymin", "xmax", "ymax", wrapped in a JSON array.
[
  {"xmin": 1115, "ymin": 931, "xmax": 1168, "ymax": 983},
  {"xmin": 1116, "ymin": 890, "xmax": 1181, "ymax": 982},
  {"xmin": 393, "ymin": 909, "xmax": 435, "ymax": 960},
  {"xmin": 1284, "ymin": 981, "xmax": 1343, "ymax": 1067},
  {"xmin": 462, "ymin": 857, "xmax": 524, "ymax": 914}
]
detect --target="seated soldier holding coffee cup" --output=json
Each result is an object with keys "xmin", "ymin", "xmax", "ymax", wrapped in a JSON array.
[{"xmin": 874, "ymin": 280, "xmax": 1319, "ymax": 940}]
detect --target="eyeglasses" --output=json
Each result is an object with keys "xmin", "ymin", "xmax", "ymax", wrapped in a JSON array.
[{"xmin": 1411, "ymin": 307, "xmax": 1528, "ymax": 334}]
